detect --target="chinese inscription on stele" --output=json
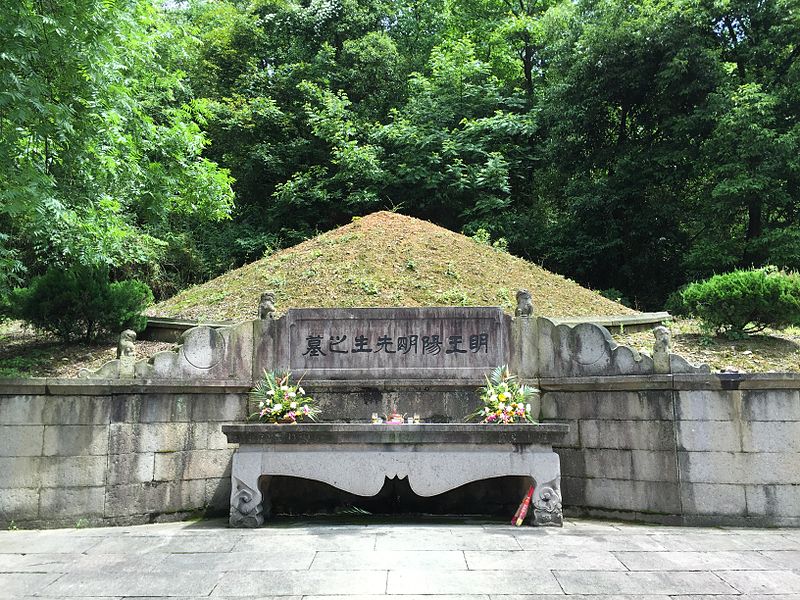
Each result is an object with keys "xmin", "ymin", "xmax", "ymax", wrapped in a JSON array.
[{"xmin": 283, "ymin": 307, "xmax": 508, "ymax": 380}]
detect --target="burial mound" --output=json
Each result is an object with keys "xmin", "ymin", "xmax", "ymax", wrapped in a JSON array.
[{"xmin": 149, "ymin": 211, "xmax": 635, "ymax": 321}]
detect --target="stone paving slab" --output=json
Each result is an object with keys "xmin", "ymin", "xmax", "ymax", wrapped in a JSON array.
[
  {"xmin": 464, "ymin": 550, "xmax": 627, "ymax": 571},
  {"xmin": 375, "ymin": 531, "xmax": 523, "ymax": 551},
  {"xmin": 212, "ymin": 571, "xmax": 388, "ymax": 596},
  {"xmin": 386, "ymin": 570, "xmax": 563, "ymax": 595},
  {"xmin": 552, "ymin": 571, "xmax": 738, "ymax": 595},
  {"xmin": 311, "ymin": 550, "xmax": 467, "ymax": 571},
  {"xmin": 613, "ymin": 550, "xmax": 784, "ymax": 571},
  {"xmin": 715, "ymin": 570, "xmax": 800, "ymax": 594},
  {"xmin": 233, "ymin": 533, "xmax": 377, "ymax": 553},
  {"xmin": 516, "ymin": 533, "xmax": 669, "ymax": 552},
  {"xmin": 42, "ymin": 570, "xmax": 224, "ymax": 597},
  {"xmin": 759, "ymin": 550, "xmax": 800, "ymax": 569},
  {"xmin": 2, "ymin": 518, "xmax": 800, "ymax": 598},
  {"xmin": 0, "ymin": 572, "xmax": 63, "ymax": 598},
  {"xmin": 86, "ymin": 534, "xmax": 240, "ymax": 554}
]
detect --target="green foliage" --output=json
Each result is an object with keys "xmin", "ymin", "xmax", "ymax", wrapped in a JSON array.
[
  {"xmin": 12, "ymin": 266, "xmax": 153, "ymax": 342},
  {"xmin": 470, "ymin": 228, "xmax": 509, "ymax": 252},
  {"xmin": 599, "ymin": 289, "xmax": 631, "ymax": 308},
  {"xmin": 0, "ymin": 353, "xmax": 50, "ymax": 379},
  {"xmin": 0, "ymin": 0, "xmax": 233, "ymax": 297},
  {"xmin": 3, "ymin": 0, "xmax": 800, "ymax": 311},
  {"xmin": 679, "ymin": 268, "xmax": 800, "ymax": 336},
  {"xmin": 0, "ymin": 234, "xmax": 24, "ymax": 322}
]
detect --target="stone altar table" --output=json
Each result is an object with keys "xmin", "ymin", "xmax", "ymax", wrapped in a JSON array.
[{"xmin": 222, "ymin": 423, "xmax": 569, "ymax": 527}]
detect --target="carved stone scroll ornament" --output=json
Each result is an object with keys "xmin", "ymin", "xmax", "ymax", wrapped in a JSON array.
[
  {"xmin": 229, "ymin": 476, "xmax": 265, "ymax": 528},
  {"xmin": 532, "ymin": 482, "xmax": 563, "ymax": 526}
]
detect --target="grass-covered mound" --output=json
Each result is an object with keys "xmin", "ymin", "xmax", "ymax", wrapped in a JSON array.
[{"xmin": 150, "ymin": 212, "xmax": 635, "ymax": 321}]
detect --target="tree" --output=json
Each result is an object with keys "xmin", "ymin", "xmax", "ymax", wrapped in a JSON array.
[{"xmin": 0, "ymin": 0, "xmax": 234, "ymax": 301}]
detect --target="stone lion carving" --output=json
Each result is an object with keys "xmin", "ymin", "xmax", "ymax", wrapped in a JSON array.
[
  {"xmin": 515, "ymin": 289, "xmax": 534, "ymax": 317},
  {"xmin": 652, "ymin": 325, "xmax": 671, "ymax": 374},
  {"xmin": 116, "ymin": 329, "xmax": 137, "ymax": 359},
  {"xmin": 259, "ymin": 292, "xmax": 277, "ymax": 320}
]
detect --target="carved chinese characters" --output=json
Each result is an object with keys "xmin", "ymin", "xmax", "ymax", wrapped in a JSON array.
[{"xmin": 280, "ymin": 307, "xmax": 508, "ymax": 380}]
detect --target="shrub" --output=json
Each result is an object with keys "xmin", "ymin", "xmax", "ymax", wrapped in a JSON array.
[
  {"xmin": 679, "ymin": 267, "xmax": 800, "ymax": 336},
  {"xmin": 12, "ymin": 265, "xmax": 153, "ymax": 342}
]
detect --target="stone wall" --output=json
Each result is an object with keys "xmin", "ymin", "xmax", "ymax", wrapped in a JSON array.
[
  {"xmin": 541, "ymin": 374, "xmax": 800, "ymax": 526},
  {"xmin": 2, "ymin": 307, "xmax": 799, "ymax": 527},
  {"xmin": 0, "ymin": 380, "xmax": 248, "ymax": 529},
  {"xmin": 2, "ymin": 373, "xmax": 799, "ymax": 528},
  {"xmin": 674, "ymin": 375, "xmax": 800, "ymax": 526}
]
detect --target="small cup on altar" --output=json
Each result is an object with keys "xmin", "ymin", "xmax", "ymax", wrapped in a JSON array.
[
  {"xmin": 413, "ymin": 413, "xmax": 420, "ymax": 424},
  {"xmin": 406, "ymin": 417, "xmax": 413, "ymax": 424}
]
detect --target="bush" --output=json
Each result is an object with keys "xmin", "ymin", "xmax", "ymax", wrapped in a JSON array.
[
  {"xmin": 679, "ymin": 267, "xmax": 800, "ymax": 336},
  {"xmin": 12, "ymin": 265, "xmax": 153, "ymax": 342}
]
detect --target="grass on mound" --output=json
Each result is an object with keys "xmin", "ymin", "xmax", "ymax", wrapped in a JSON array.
[{"xmin": 150, "ymin": 211, "xmax": 634, "ymax": 322}]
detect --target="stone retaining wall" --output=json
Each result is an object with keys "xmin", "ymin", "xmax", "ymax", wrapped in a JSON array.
[
  {"xmin": 0, "ymin": 380, "xmax": 248, "ymax": 528},
  {"xmin": 1, "ymin": 374, "xmax": 799, "ymax": 528},
  {"xmin": 541, "ymin": 374, "xmax": 800, "ymax": 526}
]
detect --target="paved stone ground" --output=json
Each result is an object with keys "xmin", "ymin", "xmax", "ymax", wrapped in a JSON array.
[{"xmin": 1, "ymin": 517, "xmax": 800, "ymax": 599}]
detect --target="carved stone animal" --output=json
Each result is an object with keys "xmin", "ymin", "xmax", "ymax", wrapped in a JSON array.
[
  {"xmin": 515, "ymin": 289, "xmax": 534, "ymax": 317},
  {"xmin": 259, "ymin": 292, "xmax": 277, "ymax": 320},
  {"xmin": 117, "ymin": 329, "xmax": 136, "ymax": 359},
  {"xmin": 652, "ymin": 326, "xmax": 671, "ymax": 373}
]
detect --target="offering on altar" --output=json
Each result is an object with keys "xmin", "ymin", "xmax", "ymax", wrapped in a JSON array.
[{"xmin": 385, "ymin": 407, "xmax": 406, "ymax": 425}]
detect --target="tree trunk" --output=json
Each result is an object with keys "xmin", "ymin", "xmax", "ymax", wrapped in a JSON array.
[{"xmin": 743, "ymin": 197, "xmax": 763, "ymax": 265}]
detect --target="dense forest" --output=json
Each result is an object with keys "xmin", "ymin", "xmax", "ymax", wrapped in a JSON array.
[{"xmin": 1, "ymin": 0, "xmax": 798, "ymax": 311}]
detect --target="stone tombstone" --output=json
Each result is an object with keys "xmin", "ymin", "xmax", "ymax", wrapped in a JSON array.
[{"xmin": 270, "ymin": 307, "xmax": 510, "ymax": 381}]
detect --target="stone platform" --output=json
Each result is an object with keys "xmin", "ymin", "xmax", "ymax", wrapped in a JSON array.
[
  {"xmin": 2, "ymin": 517, "xmax": 800, "ymax": 598},
  {"xmin": 223, "ymin": 423, "xmax": 569, "ymax": 528}
]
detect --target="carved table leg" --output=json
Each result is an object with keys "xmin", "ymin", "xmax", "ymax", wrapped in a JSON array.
[
  {"xmin": 531, "ymin": 477, "xmax": 563, "ymax": 527},
  {"xmin": 229, "ymin": 451, "xmax": 266, "ymax": 528},
  {"xmin": 230, "ymin": 474, "xmax": 265, "ymax": 528}
]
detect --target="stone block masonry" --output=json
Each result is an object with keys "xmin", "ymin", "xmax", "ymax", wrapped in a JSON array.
[
  {"xmin": 1, "ymin": 308, "xmax": 799, "ymax": 527},
  {"xmin": 675, "ymin": 386, "xmax": 800, "ymax": 524},
  {"xmin": 541, "ymin": 374, "xmax": 800, "ymax": 526},
  {"xmin": 2, "ymin": 372, "xmax": 800, "ymax": 527},
  {"xmin": 0, "ymin": 380, "xmax": 249, "ymax": 528}
]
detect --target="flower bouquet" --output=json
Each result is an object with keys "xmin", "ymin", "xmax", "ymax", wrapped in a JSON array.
[
  {"xmin": 249, "ymin": 370, "xmax": 320, "ymax": 424},
  {"xmin": 467, "ymin": 365, "xmax": 537, "ymax": 424}
]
